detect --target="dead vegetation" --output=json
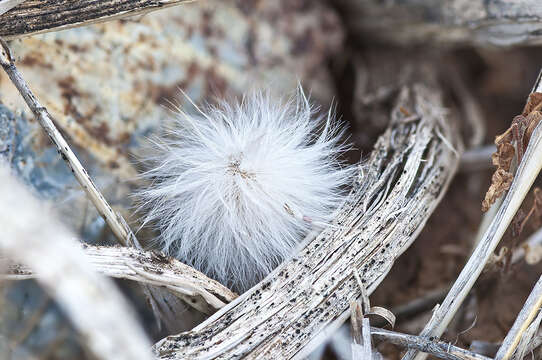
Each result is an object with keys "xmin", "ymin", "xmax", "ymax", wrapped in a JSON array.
[{"xmin": 2, "ymin": 1, "xmax": 542, "ymax": 360}]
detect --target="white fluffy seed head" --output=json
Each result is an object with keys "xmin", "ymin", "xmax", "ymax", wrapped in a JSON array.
[{"xmin": 136, "ymin": 88, "xmax": 356, "ymax": 292}]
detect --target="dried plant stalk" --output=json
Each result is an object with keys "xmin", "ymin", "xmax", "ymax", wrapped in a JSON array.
[
  {"xmin": 0, "ymin": 0, "xmax": 190, "ymax": 39},
  {"xmin": 1, "ymin": 245, "xmax": 237, "ymax": 315},
  {"xmin": 0, "ymin": 165, "xmax": 153, "ymax": 360},
  {"xmin": 495, "ymin": 275, "xmax": 542, "ymax": 360},
  {"xmin": 153, "ymin": 84, "xmax": 462, "ymax": 359}
]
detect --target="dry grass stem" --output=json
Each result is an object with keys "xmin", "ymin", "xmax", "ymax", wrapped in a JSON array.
[
  {"xmin": 371, "ymin": 327, "xmax": 492, "ymax": 360},
  {"xmin": 0, "ymin": 38, "xmax": 138, "ymax": 249}
]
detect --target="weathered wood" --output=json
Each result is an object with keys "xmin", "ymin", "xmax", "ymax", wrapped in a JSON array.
[
  {"xmin": 153, "ymin": 83, "xmax": 462, "ymax": 359},
  {"xmin": 336, "ymin": 0, "xmax": 542, "ymax": 47},
  {"xmin": 0, "ymin": 0, "xmax": 189, "ymax": 39},
  {"xmin": 1, "ymin": 245, "xmax": 237, "ymax": 315}
]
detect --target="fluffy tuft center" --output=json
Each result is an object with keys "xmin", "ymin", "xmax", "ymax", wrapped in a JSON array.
[{"xmin": 136, "ymin": 88, "xmax": 356, "ymax": 291}]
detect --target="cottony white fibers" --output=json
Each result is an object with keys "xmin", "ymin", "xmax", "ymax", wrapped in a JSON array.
[{"xmin": 137, "ymin": 88, "xmax": 356, "ymax": 291}]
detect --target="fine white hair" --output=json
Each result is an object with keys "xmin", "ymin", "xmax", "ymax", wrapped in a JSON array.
[{"xmin": 136, "ymin": 87, "xmax": 356, "ymax": 291}]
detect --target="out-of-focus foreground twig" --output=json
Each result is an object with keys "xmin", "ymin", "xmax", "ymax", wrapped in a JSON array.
[{"xmin": 0, "ymin": 164, "xmax": 154, "ymax": 360}]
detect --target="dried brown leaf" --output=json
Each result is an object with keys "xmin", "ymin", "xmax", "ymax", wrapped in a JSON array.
[
  {"xmin": 482, "ymin": 168, "xmax": 514, "ymax": 212},
  {"xmin": 482, "ymin": 93, "xmax": 542, "ymax": 212}
]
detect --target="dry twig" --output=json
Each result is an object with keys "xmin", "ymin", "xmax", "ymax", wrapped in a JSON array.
[
  {"xmin": 371, "ymin": 327, "xmax": 491, "ymax": 360},
  {"xmin": 460, "ymin": 145, "xmax": 495, "ymax": 172},
  {"xmin": 0, "ymin": 38, "xmax": 138, "ymax": 248}
]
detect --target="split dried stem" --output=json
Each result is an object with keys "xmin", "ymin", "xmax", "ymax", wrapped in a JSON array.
[{"xmin": 1, "ymin": 245, "xmax": 237, "ymax": 314}]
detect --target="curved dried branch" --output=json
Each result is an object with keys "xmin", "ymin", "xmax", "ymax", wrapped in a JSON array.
[
  {"xmin": 1, "ymin": 245, "xmax": 237, "ymax": 315},
  {"xmin": 0, "ymin": 0, "xmax": 190, "ymax": 39},
  {"xmin": 0, "ymin": 164, "xmax": 153, "ymax": 360},
  {"xmin": 153, "ymin": 83, "xmax": 462, "ymax": 359}
]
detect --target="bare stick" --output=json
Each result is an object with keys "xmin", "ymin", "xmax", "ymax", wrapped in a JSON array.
[
  {"xmin": 403, "ymin": 70, "xmax": 542, "ymax": 360},
  {"xmin": 153, "ymin": 84, "xmax": 462, "ymax": 359},
  {"xmin": 0, "ymin": 0, "xmax": 191, "ymax": 39},
  {"xmin": 0, "ymin": 164, "xmax": 154, "ymax": 360},
  {"xmin": 371, "ymin": 327, "xmax": 491, "ymax": 360},
  {"xmin": 373, "ymin": 286, "xmax": 450, "ymax": 327},
  {"xmin": 1, "ymin": 245, "xmax": 237, "ymax": 314},
  {"xmin": 495, "ymin": 276, "xmax": 542, "ymax": 360}
]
